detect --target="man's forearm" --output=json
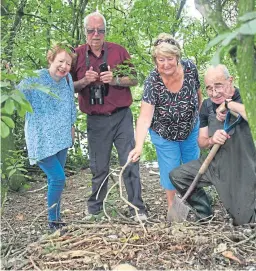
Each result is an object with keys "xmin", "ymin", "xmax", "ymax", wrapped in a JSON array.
[
  {"xmin": 110, "ymin": 76, "xmax": 138, "ymax": 87},
  {"xmin": 227, "ymin": 101, "xmax": 248, "ymax": 121},
  {"xmin": 73, "ymin": 78, "xmax": 88, "ymax": 93}
]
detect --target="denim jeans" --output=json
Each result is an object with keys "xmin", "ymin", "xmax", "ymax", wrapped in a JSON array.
[{"xmin": 37, "ymin": 148, "xmax": 68, "ymax": 222}]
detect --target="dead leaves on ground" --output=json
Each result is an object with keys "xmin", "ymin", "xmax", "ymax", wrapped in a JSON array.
[{"xmin": 8, "ymin": 222, "xmax": 254, "ymax": 270}]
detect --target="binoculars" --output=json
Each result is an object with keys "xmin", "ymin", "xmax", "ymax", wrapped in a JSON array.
[
  {"xmin": 89, "ymin": 85, "xmax": 108, "ymax": 105},
  {"xmin": 89, "ymin": 62, "xmax": 109, "ymax": 105}
]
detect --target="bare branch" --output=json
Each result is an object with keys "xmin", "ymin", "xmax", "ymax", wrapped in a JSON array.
[
  {"xmin": 4, "ymin": 0, "xmax": 27, "ymax": 63},
  {"xmin": 194, "ymin": 0, "xmax": 229, "ymax": 33},
  {"xmin": 176, "ymin": 0, "xmax": 187, "ymax": 20}
]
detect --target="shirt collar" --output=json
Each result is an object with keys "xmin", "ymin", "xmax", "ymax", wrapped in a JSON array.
[{"xmin": 87, "ymin": 43, "xmax": 105, "ymax": 56}]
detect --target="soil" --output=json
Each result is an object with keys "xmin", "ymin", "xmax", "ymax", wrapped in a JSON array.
[{"xmin": 1, "ymin": 163, "xmax": 256, "ymax": 270}]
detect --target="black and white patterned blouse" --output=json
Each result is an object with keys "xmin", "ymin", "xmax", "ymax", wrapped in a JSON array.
[{"xmin": 143, "ymin": 59, "xmax": 200, "ymax": 141}]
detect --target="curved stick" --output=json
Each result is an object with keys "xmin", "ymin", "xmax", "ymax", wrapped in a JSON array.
[{"xmin": 118, "ymin": 159, "xmax": 147, "ymax": 235}]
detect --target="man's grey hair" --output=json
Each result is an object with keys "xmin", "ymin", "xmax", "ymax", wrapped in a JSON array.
[
  {"xmin": 84, "ymin": 12, "xmax": 107, "ymax": 36},
  {"xmin": 221, "ymin": 65, "xmax": 231, "ymax": 79},
  {"xmin": 205, "ymin": 64, "xmax": 231, "ymax": 79}
]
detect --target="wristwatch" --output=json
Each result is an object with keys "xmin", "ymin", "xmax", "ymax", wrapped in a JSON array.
[
  {"xmin": 116, "ymin": 76, "xmax": 121, "ymax": 86},
  {"xmin": 225, "ymin": 99, "xmax": 232, "ymax": 110}
]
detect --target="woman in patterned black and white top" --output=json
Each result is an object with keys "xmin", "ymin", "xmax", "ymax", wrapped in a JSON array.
[{"xmin": 129, "ymin": 33, "xmax": 202, "ymax": 209}]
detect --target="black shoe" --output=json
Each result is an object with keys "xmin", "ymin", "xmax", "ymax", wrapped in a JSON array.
[{"xmin": 48, "ymin": 221, "xmax": 67, "ymax": 235}]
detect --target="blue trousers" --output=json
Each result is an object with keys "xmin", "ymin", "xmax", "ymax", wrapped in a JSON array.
[
  {"xmin": 149, "ymin": 120, "xmax": 200, "ymax": 190},
  {"xmin": 37, "ymin": 148, "xmax": 68, "ymax": 222}
]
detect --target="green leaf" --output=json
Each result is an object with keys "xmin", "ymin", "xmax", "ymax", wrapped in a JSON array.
[
  {"xmin": 14, "ymin": 163, "xmax": 24, "ymax": 168},
  {"xmin": 221, "ymin": 30, "xmax": 239, "ymax": 47},
  {"xmin": 204, "ymin": 32, "xmax": 230, "ymax": 53},
  {"xmin": 29, "ymin": 83, "xmax": 60, "ymax": 99},
  {"xmin": 17, "ymin": 106, "xmax": 27, "ymax": 117},
  {"xmin": 1, "ymin": 116, "xmax": 15, "ymax": 128},
  {"xmin": 1, "ymin": 95, "xmax": 9, "ymax": 104},
  {"xmin": 0, "ymin": 81, "xmax": 11, "ymax": 88},
  {"xmin": 210, "ymin": 48, "xmax": 222, "ymax": 66},
  {"xmin": 11, "ymin": 93, "xmax": 24, "ymax": 104},
  {"xmin": 8, "ymin": 168, "xmax": 17, "ymax": 178},
  {"xmin": 239, "ymin": 19, "xmax": 256, "ymax": 35},
  {"xmin": 20, "ymin": 100, "xmax": 33, "ymax": 113},
  {"xmin": 239, "ymin": 11, "xmax": 256, "ymax": 22},
  {"xmin": 18, "ymin": 168, "xmax": 28, "ymax": 172},
  {"xmin": 4, "ymin": 99, "xmax": 15, "ymax": 115},
  {"xmin": 1, "ymin": 121, "xmax": 10, "ymax": 138},
  {"xmin": 6, "ymin": 166, "xmax": 15, "ymax": 170},
  {"xmin": 23, "ymin": 183, "xmax": 31, "ymax": 190}
]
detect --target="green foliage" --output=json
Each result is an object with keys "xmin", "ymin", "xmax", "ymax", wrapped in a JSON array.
[
  {"xmin": 141, "ymin": 140, "xmax": 157, "ymax": 162},
  {"xmin": 201, "ymin": 5, "xmax": 256, "ymax": 141},
  {"xmin": 204, "ymin": 15, "xmax": 256, "ymax": 64},
  {"xmin": 66, "ymin": 146, "xmax": 89, "ymax": 170},
  {"xmin": 1, "ymin": 149, "xmax": 31, "ymax": 194},
  {"xmin": 4, "ymin": 0, "xmax": 253, "ymax": 176},
  {"xmin": 239, "ymin": 11, "xmax": 256, "ymax": 21},
  {"xmin": 1, "ymin": 68, "xmax": 33, "ymax": 138},
  {"xmin": 4, "ymin": 150, "xmax": 30, "ymax": 181}
]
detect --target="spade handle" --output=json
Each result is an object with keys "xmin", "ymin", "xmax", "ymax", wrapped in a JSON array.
[{"xmin": 181, "ymin": 144, "xmax": 220, "ymax": 201}]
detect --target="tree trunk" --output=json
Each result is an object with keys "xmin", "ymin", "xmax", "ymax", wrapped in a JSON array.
[
  {"xmin": 237, "ymin": 0, "xmax": 256, "ymax": 141},
  {"xmin": 71, "ymin": 0, "xmax": 89, "ymax": 46},
  {"xmin": 4, "ymin": 0, "xmax": 27, "ymax": 63},
  {"xmin": 194, "ymin": 0, "xmax": 229, "ymax": 33}
]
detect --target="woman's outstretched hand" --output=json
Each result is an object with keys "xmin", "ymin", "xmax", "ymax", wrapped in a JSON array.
[{"xmin": 128, "ymin": 147, "xmax": 142, "ymax": 163}]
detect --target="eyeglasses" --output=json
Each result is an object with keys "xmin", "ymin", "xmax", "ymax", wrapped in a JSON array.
[
  {"xmin": 206, "ymin": 84, "xmax": 226, "ymax": 95},
  {"xmin": 154, "ymin": 38, "xmax": 176, "ymax": 46},
  {"xmin": 86, "ymin": 28, "xmax": 106, "ymax": 35}
]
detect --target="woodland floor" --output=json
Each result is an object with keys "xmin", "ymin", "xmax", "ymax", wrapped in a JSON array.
[{"xmin": 1, "ymin": 162, "xmax": 256, "ymax": 270}]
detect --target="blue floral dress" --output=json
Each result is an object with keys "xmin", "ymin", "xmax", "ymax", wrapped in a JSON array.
[{"xmin": 18, "ymin": 69, "xmax": 76, "ymax": 165}]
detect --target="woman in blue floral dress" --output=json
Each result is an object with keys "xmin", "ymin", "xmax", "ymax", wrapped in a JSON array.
[{"xmin": 18, "ymin": 44, "xmax": 77, "ymax": 231}]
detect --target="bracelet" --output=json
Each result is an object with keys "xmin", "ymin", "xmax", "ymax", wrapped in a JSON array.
[{"xmin": 116, "ymin": 76, "xmax": 121, "ymax": 86}]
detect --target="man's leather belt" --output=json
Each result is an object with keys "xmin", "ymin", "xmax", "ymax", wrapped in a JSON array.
[{"xmin": 89, "ymin": 107, "xmax": 128, "ymax": 116}]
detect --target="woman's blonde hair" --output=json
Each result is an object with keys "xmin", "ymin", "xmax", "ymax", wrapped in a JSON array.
[
  {"xmin": 47, "ymin": 44, "xmax": 77, "ymax": 66},
  {"xmin": 152, "ymin": 33, "xmax": 181, "ymax": 63}
]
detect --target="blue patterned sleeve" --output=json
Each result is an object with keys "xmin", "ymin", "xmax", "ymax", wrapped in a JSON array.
[
  {"xmin": 68, "ymin": 73, "xmax": 77, "ymax": 125},
  {"xmin": 142, "ymin": 73, "xmax": 156, "ymax": 105},
  {"xmin": 17, "ymin": 78, "xmax": 33, "ymax": 103}
]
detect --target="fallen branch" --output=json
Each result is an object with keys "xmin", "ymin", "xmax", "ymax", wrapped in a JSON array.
[
  {"xmin": 232, "ymin": 231, "xmax": 256, "ymax": 247},
  {"xmin": 114, "ymin": 231, "xmax": 133, "ymax": 259},
  {"xmin": 118, "ymin": 159, "xmax": 147, "ymax": 235},
  {"xmin": 27, "ymin": 184, "xmax": 47, "ymax": 193},
  {"xmin": 96, "ymin": 166, "xmax": 121, "ymax": 200},
  {"xmin": 29, "ymin": 256, "xmax": 41, "ymax": 271},
  {"xmin": 103, "ymin": 181, "xmax": 119, "ymax": 221}
]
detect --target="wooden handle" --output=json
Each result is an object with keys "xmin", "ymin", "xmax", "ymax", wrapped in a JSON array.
[
  {"xmin": 199, "ymin": 144, "xmax": 221, "ymax": 174},
  {"xmin": 181, "ymin": 143, "xmax": 221, "ymax": 201}
]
